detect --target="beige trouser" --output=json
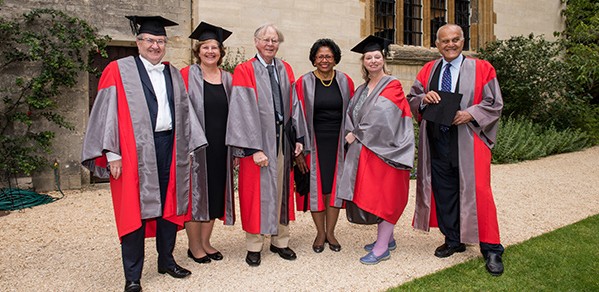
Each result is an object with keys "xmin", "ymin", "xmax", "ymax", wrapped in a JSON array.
[{"xmin": 246, "ymin": 127, "xmax": 290, "ymax": 252}]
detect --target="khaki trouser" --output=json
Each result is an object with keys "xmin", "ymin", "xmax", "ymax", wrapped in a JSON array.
[{"xmin": 246, "ymin": 126, "xmax": 290, "ymax": 251}]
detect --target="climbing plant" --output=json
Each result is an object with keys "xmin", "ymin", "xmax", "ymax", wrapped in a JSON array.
[{"xmin": 0, "ymin": 8, "xmax": 109, "ymax": 183}]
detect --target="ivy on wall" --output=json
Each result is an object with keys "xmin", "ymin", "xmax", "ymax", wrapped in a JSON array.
[{"xmin": 0, "ymin": 8, "xmax": 109, "ymax": 183}]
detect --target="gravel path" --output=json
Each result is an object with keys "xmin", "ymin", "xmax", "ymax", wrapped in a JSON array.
[{"xmin": 1, "ymin": 146, "xmax": 598, "ymax": 291}]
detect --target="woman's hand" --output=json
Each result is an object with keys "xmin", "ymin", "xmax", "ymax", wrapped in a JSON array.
[
  {"xmin": 294, "ymin": 152, "xmax": 308, "ymax": 174},
  {"xmin": 345, "ymin": 132, "xmax": 356, "ymax": 144}
]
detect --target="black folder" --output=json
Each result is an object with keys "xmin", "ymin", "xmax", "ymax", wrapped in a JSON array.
[{"xmin": 422, "ymin": 91, "xmax": 463, "ymax": 126}]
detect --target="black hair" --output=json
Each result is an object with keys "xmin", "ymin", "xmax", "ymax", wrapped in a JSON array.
[{"xmin": 309, "ymin": 38, "xmax": 342, "ymax": 65}]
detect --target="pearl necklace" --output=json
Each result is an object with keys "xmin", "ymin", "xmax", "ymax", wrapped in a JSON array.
[{"xmin": 314, "ymin": 70, "xmax": 335, "ymax": 87}]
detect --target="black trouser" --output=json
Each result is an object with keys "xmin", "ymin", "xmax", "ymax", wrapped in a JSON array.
[
  {"xmin": 431, "ymin": 158, "xmax": 461, "ymax": 247},
  {"xmin": 429, "ymin": 124, "xmax": 504, "ymax": 256},
  {"xmin": 121, "ymin": 130, "xmax": 177, "ymax": 281}
]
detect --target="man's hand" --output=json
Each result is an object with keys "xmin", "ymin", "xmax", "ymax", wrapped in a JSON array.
[
  {"xmin": 453, "ymin": 110, "xmax": 474, "ymax": 125},
  {"xmin": 109, "ymin": 159, "xmax": 122, "ymax": 180},
  {"xmin": 294, "ymin": 152, "xmax": 308, "ymax": 174},
  {"xmin": 423, "ymin": 91, "xmax": 442, "ymax": 104},
  {"xmin": 253, "ymin": 151, "xmax": 268, "ymax": 167}
]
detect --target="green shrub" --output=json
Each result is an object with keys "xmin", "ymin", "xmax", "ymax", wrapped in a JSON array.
[
  {"xmin": 559, "ymin": 0, "xmax": 599, "ymax": 104},
  {"xmin": 492, "ymin": 117, "xmax": 591, "ymax": 164},
  {"xmin": 478, "ymin": 34, "xmax": 599, "ymax": 145},
  {"xmin": 477, "ymin": 35, "xmax": 574, "ymax": 125}
]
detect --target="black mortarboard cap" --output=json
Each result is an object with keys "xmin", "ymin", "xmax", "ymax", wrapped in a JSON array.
[
  {"xmin": 422, "ymin": 91, "xmax": 463, "ymax": 126},
  {"xmin": 351, "ymin": 35, "xmax": 391, "ymax": 54},
  {"xmin": 189, "ymin": 21, "xmax": 232, "ymax": 43},
  {"xmin": 125, "ymin": 15, "xmax": 178, "ymax": 36}
]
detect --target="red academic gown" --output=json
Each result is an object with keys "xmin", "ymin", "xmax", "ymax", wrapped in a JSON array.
[
  {"xmin": 225, "ymin": 57, "xmax": 308, "ymax": 235},
  {"xmin": 409, "ymin": 57, "xmax": 503, "ymax": 244},
  {"xmin": 293, "ymin": 71, "xmax": 354, "ymax": 211},
  {"xmin": 338, "ymin": 76, "xmax": 414, "ymax": 225},
  {"xmin": 82, "ymin": 57, "xmax": 205, "ymax": 240}
]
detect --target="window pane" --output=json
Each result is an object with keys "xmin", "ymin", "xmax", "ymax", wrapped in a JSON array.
[
  {"xmin": 403, "ymin": 0, "xmax": 422, "ymax": 46},
  {"xmin": 430, "ymin": 0, "xmax": 447, "ymax": 47},
  {"xmin": 374, "ymin": 0, "xmax": 396, "ymax": 43},
  {"xmin": 455, "ymin": 0, "xmax": 470, "ymax": 50}
]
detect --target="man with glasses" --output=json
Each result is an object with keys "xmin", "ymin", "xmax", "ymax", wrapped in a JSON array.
[
  {"xmin": 82, "ymin": 16, "xmax": 206, "ymax": 291},
  {"xmin": 226, "ymin": 23, "xmax": 307, "ymax": 267},
  {"xmin": 408, "ymin": 23, "xmax": 505, "ymax": 276}
]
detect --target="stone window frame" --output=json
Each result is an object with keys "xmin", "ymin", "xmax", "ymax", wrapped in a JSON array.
[{"xmin": 365, "ymin": 0, "xmax": 496, "ymax": 61}]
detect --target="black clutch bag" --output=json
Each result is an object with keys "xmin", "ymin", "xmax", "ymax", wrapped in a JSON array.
[{"xmin": 345, "ymin": 200, "xmax": 381, "ymax": 225}]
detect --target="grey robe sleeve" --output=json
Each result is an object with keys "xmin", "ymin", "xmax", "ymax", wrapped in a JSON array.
[{"xmin": 81, "ymin": 68, "xmax": 121, "ymax": 179}]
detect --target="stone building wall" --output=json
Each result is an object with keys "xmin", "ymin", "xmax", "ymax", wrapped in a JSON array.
[
  {"xmin": 193, "ymin": 0, "xmax": 367, "ymax": 84},
  {"xmin": 494, "ymin": 0, "xmax": 565, "ymax": 41},
  {"xmin": 0, "ymin": 0, "xmax": 192, "ymax": 191}
]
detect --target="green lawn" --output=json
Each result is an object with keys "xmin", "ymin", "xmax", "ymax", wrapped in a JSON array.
[{"xmin": 390, "ymin": 214, "xmax": 599, "ymax": 291}]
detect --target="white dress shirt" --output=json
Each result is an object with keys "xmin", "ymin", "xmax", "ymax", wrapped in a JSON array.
[
  {"xmin": 106, "ymin": 56, "xmax": 172, "ymax": 162},
  {"xmin": 139, "ymin": 56, "xmax": 172, "ymax": 132}
]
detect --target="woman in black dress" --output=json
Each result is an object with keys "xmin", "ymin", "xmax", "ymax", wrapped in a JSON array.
[
  {"xmin": 293, "ymin": 39, "xmax": 354, "ymax": 253},
  {"xmin": 181, "ymin": 22, "xmax": 235, "ymax": 263}
]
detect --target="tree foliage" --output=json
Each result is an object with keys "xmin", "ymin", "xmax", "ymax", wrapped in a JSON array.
[
  {"xmin": 559, "ymin": 0, "xmax": 599, "ymax": 102},
  {"xmin": 0, "ymin": 8, "xmax": 109, "ymax": 181},
  {"xmin": 477, "ymin": 34, "xmax": 599, "ymax": 143}
]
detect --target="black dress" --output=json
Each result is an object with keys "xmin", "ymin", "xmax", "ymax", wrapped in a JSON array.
[
  {"xmin": 204, "ymin": 81, "xmax": 228, "ymax": 219},
  {"xmin": 313, "ymin": 75, "xmax": 343, "ymax": 194}
]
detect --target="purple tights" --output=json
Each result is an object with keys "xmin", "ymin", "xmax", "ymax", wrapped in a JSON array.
[{"xmin": 372, "ymin": 220, "xmax": 395, "ymax": 256}]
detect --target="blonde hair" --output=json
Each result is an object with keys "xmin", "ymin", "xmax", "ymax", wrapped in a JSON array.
[{"xmin": 359, "ymin": 53, "xmax": 391, "ymax": 83}]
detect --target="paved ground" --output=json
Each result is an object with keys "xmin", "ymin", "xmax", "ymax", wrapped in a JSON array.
[{"xmin": 1, "ymin": 146, "xmax": 598, "ymax": 291}]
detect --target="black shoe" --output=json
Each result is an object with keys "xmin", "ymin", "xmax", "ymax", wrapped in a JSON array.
[
  {"xmin": 207, "ymin": 251, "xmax": 223, "ymax": 261},
  {"xmin": 326, "ymin": 239, "xmax": 342, "ymax": 252},
  {"xmin": 485, "ymin": 253, "xmax": 504, "ymax": 276},
  {"xmin": 187, "ymin": 249, "xmax": 211, "ymax": 264},
  {"xmin": 245, "ymin": 251, "xmax": 261, "ymax": 267},
  {"xmin": 312, "ymin": 244, "xmax": 325, "ymax": 253},
  {"xmin": 312, "ymin": 236, "xmax": 325, "ymax": 253},
  {"xmin": 269, "ymin": 245, "xmax": 297, "ymax": 260},
  {"xmin": 124, "ymin": 280, "xmax": 141, "ymax": 292},
  {"xmin": 434, "ymin": 243, "xmax": 466, "ymax": 258},
  {"xmin": 158, "ymin": 264, "xmax": 192, "ymax": 278}
]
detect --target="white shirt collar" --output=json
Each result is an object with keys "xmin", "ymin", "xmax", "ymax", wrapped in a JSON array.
[
  {"xmin": 139, "ymin": 55, "xmax": 164, "ymax": 72},
  {"xmin": 442, "ymin": 54, "xmax": 464, "ymax": 69},
  {"xmin": 256, "ymin": 53, "xmax": 273, "ymax": 67}
]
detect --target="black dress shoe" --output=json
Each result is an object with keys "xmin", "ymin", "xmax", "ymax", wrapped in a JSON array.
[
  {"xmin": 312, "ymin": 244, "xmax": 325, "ymax": 253},
  {"xmin": 326, "ymin": 239, "xmax": 342, "ymax": 252},
  {"xmin": 485, "ymin": 253, "xmax": 504, "ymax": 276},
  {"xmin": 124, "ymin": 280, "xmax": 141, "ymax": 292},
  {"xmin": 206, "ymin": 251, "xmax": 223, "ymax": 261},
  {"xmin": 187, "ymin": 249, "xmax": 211, "ymax": 264},
  {"xmin": 269, "ymin": 245, "xmax": 297, "ymax": 260},
  {"xmin": 245, "ymin": 251, "xmax": 261, "ymax": 267},
  {"xmin": 312, "ymin": 236, "xmax": 325, "ymax": 253},
  {"xmin": 158, "ymin": 264, "xmax": 192, "ymax": 278},
  {"xmin": 434, "ymin": 243, "xmax": 466, "ymax": 258}
]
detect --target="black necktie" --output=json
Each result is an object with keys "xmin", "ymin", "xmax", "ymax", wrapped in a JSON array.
[{"xmin": 267, "ymin": 64, "xmax": 283, "ymax": 122}]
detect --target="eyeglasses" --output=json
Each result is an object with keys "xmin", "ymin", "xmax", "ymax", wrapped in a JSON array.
[
  {"xmin": 316, "ymin": 55, "xmax": 334, "ymax": 61},
  {"xmin": 138, "ymin": 37, "xmax": 168, "ymax": 46},
  {"xmin": 258, "ymin": 38, "xmax": 280, "ymax": 44},
  {"xmin": 438, "ymin": 37, "xmax": 464, "ymax": 45}
]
